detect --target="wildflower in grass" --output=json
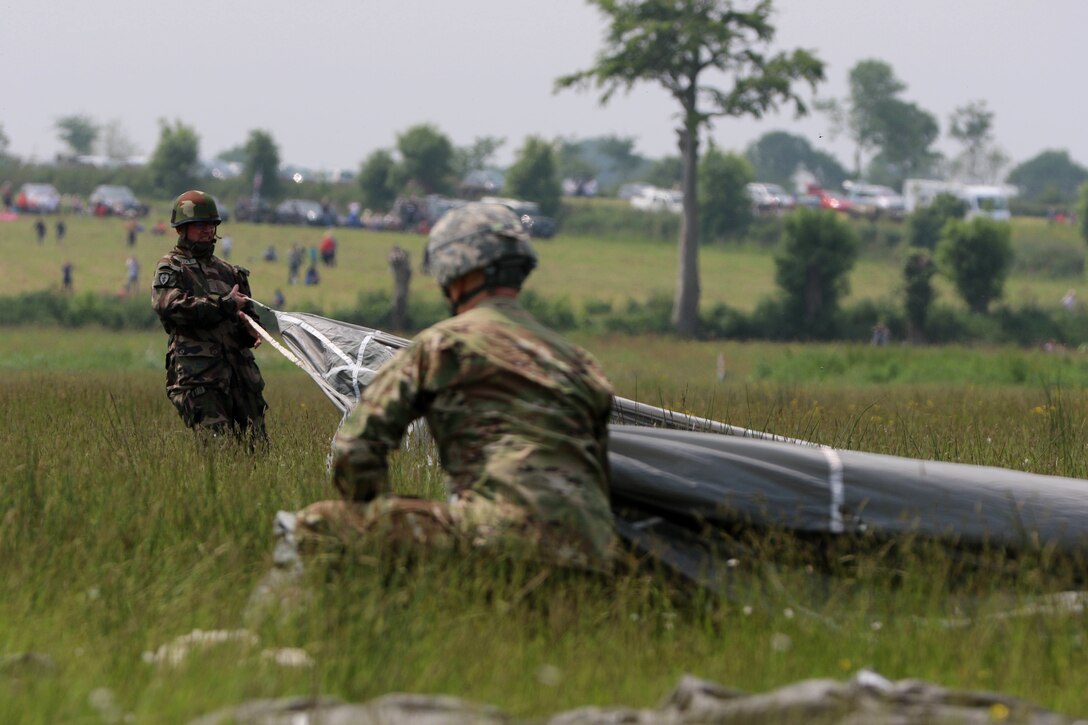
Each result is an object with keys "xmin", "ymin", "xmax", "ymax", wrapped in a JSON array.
[
  {"xmin": 743, "ymin": 606, "xmax": 753, "ymax": 616},
  {"xmin": 770, "ymin": 633, "xmax": 792, "ymax": 652},
  {"xmin": 536, "ymin": 664, "xmax": 562, "ymax": 686},
  {"xmin": 839, "ymin": 659, "xmax": 851, "ymax": 671},
  {"xmin": 989, "ymin": 702, "xmax": 1010, "ymax": 721}
]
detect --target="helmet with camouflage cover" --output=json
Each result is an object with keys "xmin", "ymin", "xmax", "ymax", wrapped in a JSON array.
[
  {"xmin": 170, "ymin": 190, "xmax": 221, "ymax": 228},
  {"xmin": 425, "ymin": 202, "xmax": 538, "ymax": 292}
]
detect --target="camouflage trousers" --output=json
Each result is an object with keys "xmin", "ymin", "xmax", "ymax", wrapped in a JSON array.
[
  {"xmin": 292, "ymin": 493, "xmax": 613, "ymax": 572},
  {"xmin": 168, "ymin": 384, "xmax": 268, "ymax": 444}
]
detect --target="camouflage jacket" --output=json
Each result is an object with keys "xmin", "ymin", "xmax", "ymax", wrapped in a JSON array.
[
  {"xmin": 331, "ymin": 296, "xmax": 615, "ymax": 560},
  {"xmin": 152, "ymin": 240, "xmax": 263, "ymax": 395}
]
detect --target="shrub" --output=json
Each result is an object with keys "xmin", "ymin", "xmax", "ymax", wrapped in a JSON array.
[
  {"xmin": 774, "ymin": 208, "xmax": 859, "ymax": 339},
  {"xmin": 937, "ymin": 218, "xmax": 1013, "ymax": 314},
  {"xmin": 906, "ymin": 193, "xmax": 968, "ymax": 250}
]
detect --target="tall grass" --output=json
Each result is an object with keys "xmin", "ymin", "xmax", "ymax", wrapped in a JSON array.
[{"xmin": 2, "ymin": 332, "xmax": 1088, "ymax": 721}]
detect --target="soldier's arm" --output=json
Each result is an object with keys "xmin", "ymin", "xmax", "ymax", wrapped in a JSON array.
[
  {"xmin": 231, "ymin": 265, "xmax": 262, "ymax": 347},
  {"xmin": 152, "ymin": 262, "xmax": 241, "ymax": 328},
  {"xmin": 330, "ymin": 339, "xmax": 440, "ymax": 501}
]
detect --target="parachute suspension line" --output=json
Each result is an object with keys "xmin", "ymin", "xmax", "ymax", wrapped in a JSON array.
[
  {"xmin": 352, "ymin": 334, "xmax": 375, "ymax": 401},
  {"xmin": 821, "ymin": 446, "xmax": 845, "ymax": 534},
  {"xmin": 241, "ymin": 312, "xmax": 306, "ymax": 370}
]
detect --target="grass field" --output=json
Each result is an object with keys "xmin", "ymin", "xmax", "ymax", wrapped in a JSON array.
[
  {"xmin": 3, "ymin": 328, "xmax": 1088, "ymax": 721},
  {"xmin": 1, "ymin": 211, "xmax": 1082, "ymax": 316},
  {"xmin": 3, "ymin": 209, "xmax": 1088, "ymax": 721}
]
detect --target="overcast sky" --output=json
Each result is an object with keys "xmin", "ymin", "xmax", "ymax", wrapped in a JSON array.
[{"xmin": 1, "ymin": 0, "xmax": 1084, "ymax": 176}]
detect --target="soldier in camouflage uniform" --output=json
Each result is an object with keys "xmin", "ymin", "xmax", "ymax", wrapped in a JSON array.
[
  {"xmin": 152, "ymin": 191, "xmax": 268, "ymax": 444},
  {"xmin": 294, "ymin": 202, "xmax": 616, "ymax": 570}
]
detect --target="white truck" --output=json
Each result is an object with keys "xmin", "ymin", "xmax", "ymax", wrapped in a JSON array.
[{"xmin": 902, "ymin": 179, "xmax": 1014, "ymax": 221}]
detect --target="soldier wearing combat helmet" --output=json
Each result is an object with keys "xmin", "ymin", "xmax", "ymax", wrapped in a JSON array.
[
  {"xmin": 294, "ymin": 202, "xmax": 616, "ymax": 569},
  {"xmin": 152, "ymin": 190, "xmax": 268, "ymax": 443}
]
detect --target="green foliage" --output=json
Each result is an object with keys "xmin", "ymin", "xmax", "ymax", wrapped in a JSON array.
[
  {"xmin": 558, "ymin": 198, "xmax": 679, "ymax": 241},
  {"xmin": 1006, "ymin": 149, "xmax": 1088, "ymax": 202},
  {"xmin": 643, "ymin": 156, "xmax": 682, "ymax": 189},
  {"xmin": 698, "ymin": 147, "xmax": 753, "ymax": 241},
  {"xmin": 556, "ymin": 0, "xmax": 825, "ymax": 336},
  {"xmin": 906, "ymin": 193, "xmax": 968, "ymax": 250},
  {"xmin": 555, "ymin": 135, "xmax": 647, "ymax": 192},
  {"xmin": 774, "ymin": 208, "xmax": 860, "ymax": 338},
  {"xmin": 147, "ymin": 119, "xmax": 201, "ymax": 197},
  {"xmin": 0, "ymin": 291, "xmax": 158, "ymax": 329},
  {"xmin": 452, "ymin": 136, "xmax": 505, "ymax": 178},
  {"xmin": 745, "ymin": 130, "xmax": 848, "ymax": 189},
  {"xmin": 358, "ymin": 149, "xmax": 398, "ymax": 211},
  {"xmin": 903, "ymin": 248, "xmax": 937, "ymax": 341},
  {"xmin": 54, "ymin": 114, "xmax": 99, "ymax": 156},
  {"xmin": 243, "ymin": 129, "xmax": 282, "ymax": 201},
  {"xmin": 395, "ymin": 124, "xmax": 454, "ymax": 194},
  {"xmin": 938, "ymin": 218, "xmax": 1014, "ymax": 314},
  {"xmin": 504, "ymin": 136, "xmax": 562, "ymax": 216},
  {"xmin": 1078, "ymin": 182, "xmax": 1088, "ymax": 245}
]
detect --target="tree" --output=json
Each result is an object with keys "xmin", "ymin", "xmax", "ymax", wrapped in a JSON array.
[
  {"xmin": 55, "ymin": 114, "xmax": 99, "ymax": 157},
  {"xmin": 644, "ymin": 156, "xmax": 682, "ymax": 189},
  {"xmin": 147, "ymin": 119, "xmax": 201, "ymax": 196},
  {"xmin": 818, "ymin": 60, "xmax": 940, "ymax": 186},
  {"xmin": 98, "ymin": 119, "xmax": 140, "ymax": 161},
  {"xmin": 902, "ymin": 248, "xmax": 936, "ymax": 343},
  {"xmin": 774, "ymin": 208, "xmax": 858, "ymax": 337},
  {"xmin": 698, "ymin": 146, "xmax": 753, "ymax": 240},
  {"xmin": 1079, "ymin": 183, "xmax": 1088, "ymax": 246},
  {"xmin": 864, "ymin": 99, "xmax": 940, "ymax": 187},
  {"xmin": 937, "ymin": 217, "xmax": 1013, "ymax": 314},
  {"xmin": 358, "ymin": 149, "xmax": 398, "ymax": 211},
  {"xmin": 396, "ymin": 124, "xmax": 454, "ymax": 194},
  {"xmin": 453, "ymin": 136, "xmax": 505, "ymax": 178},
  {"xmin": 243, "ymin": 129, "xmax": 282, "ymax": 200},
  {"xmin": 557, "ymin": 0, "xmax": 823, "ymax": 336},
  {"xmin": 745, "ymin": 130, "xmax": 847, "ymax": 189},
  {"xmin": 906, "ymin": 192, "xmax": 968, "ymax": 250},
  {"xmin": 0, "ymin": 122, "xmax": 10, "ymax": 160},
  {"xmin": 504, "ymin": 136, "xmax": 562, "ymax": 216},
  {"xmin": 1006, "ymin": 150, "xmax": 1088, "ymax": 202},
  {"xmin": 817, "ymin": 60, "xmax": 903, "ymax": 176},
  {"xmin": 948, "ymin": 100, "xmax": 1007, "ymax": 183}
]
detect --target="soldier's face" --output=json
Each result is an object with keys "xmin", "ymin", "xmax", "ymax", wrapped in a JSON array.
[{"xmin": 180, "ymin": 221, "xmax": 219, "ymax": 244}]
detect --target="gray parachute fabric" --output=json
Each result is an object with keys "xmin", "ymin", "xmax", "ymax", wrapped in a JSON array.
[{"xmin": 251, "ymin": 304, "xmax": 1088, "ymax": 584}]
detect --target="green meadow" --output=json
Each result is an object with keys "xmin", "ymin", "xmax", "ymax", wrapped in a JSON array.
[{"xmin": 2, "ymin": 212, "xmax": 1088, "ymax": 721}]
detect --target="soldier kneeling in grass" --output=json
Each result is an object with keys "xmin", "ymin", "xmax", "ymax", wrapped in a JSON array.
[{"xmin": 290, "ymin": 202, "xmax": 618, "ymax": 572}]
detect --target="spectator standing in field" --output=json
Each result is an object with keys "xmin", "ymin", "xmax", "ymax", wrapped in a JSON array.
[
  {"xmin": 34, "ymin": 219, "xmax": 46, "ymax": 244},
  {"xmin": 319, "ymin": 229, "xmax": 337, "ymax": 266},
  {"xmin": 61, "ymin": 261, "xmax": 73, "ymax": 292},
  {"xmin": 1062, "ymin": 289, "xmax": 1077, "ymax": 312},
  {"xmin": 220, "ymin": 235, "xmax": 233, "ymax": 260},
  {"xmin": 126, "ymin": 219, "xmax": 139, "ymax": 246},
  {"xmin": 272, "ymin": 289, "xmax": 286, "ymax": 309},
  {"xmin": 304, "ymin": 264, "xmax": 320, "ymax": 286},
  {"xmin": 55, "ymin": 219, "xmax": 66, "ymax": 242},
  {"xmin": 151, "ymin": 190, "xmax": 268, "ymax": 445},
  {"xmin": 287, "ymin": 243, "xmax": 303, "ymax": 284},
  {"xmin": 289, "ymin": 202, "xmax": 616, "ymax": 572},
  {"xmin": 125, "ymin": 256, "xmax": 141, "ymax": 296},
  {"xmin": 0, "ymin": 181, "xmax": 12, "ymax": 210}
]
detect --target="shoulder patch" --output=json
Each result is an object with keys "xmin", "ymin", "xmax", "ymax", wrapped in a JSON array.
[
  {"xmin": 153, "ymin": 264, "xmax": 181, "ymax": 289},
  {"xmin": 235, "ymin": 265, "xmax": 251, "ymax": 278}
]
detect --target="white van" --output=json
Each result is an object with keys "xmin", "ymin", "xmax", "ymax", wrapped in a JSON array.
[{"xmin": 902, "ymin": 179, "xmax": 1014, "ymax": 221}]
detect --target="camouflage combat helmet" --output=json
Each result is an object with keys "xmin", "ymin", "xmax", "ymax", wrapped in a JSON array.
[
  {"xmin": 425, "ymin": 202, "xmax": 538, "ymax": 290},
  {"xmin": 170, "ymin": 190, "xmax": 221, "ymax": 228}
]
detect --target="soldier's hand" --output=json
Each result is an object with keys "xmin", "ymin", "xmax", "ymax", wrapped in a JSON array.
[
  {"xmin": 238, "ymin": 310, "xmax": 262, "ymax": 348},
  {"xmin": 224, "ymin": 284, "xmax": 250, "ymax": 308}
]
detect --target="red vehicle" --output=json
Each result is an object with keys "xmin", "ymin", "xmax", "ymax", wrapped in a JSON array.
[{"xmin": 805, "ymin": 184, "xmax": 855, "ymax": 216}]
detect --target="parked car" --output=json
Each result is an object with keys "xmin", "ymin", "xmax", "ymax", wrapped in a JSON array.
[
  {"xmin": 14, "ymin": 183, "xmax": 61, "ymax": 213},
  {"xmin": 843, "ymin": 182, "xmax": 905, "ymax": 220},
  {"xmin": 630, "ymin": 187, "xmax": 683, "ymax": 214},
  {"xmin": 479, "ymin": 196, "xmax": 557, "ymax": 239},
  {"xmin": 274, "ymin": 198, "xmax": 336, "ymax": 227},
  {"xmin": 233, "ymin": 197, "xmax": 275, "ymax": 224},
  {"xmin": 746, "ymin": 182, "xmax": 795, "ymax": 216},
  {"xmin": 804, "ymin": 185, "xmax": 855, "ymax": 216},
  {"xmin": 89, "ymin": 185, "xmax": 149, "ymax": 217}
]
